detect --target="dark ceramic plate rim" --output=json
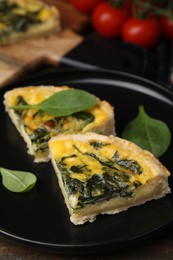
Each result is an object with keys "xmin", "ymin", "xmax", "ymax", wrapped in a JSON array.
[{"xmin": 0, "ymin": 68, "xmax": 173, "ymax": 254}]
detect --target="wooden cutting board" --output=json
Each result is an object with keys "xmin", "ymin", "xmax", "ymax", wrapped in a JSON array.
[
  {"xmin": 0, "ymin": 30, "xmax": 83, "ymax": 88},
  {"xmin": 0, "ymin": 0, "xmax": 90, "ymax": 89}
]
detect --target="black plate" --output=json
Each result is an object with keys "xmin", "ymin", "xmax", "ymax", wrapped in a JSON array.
[{"xmin": 0, "ymin": 69, "xmax": 173, "ymax": 255}]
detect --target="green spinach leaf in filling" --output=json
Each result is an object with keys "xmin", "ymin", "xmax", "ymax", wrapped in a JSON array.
[
  {"xmin": 56, "ymin": 146, "xmax": 143, "ymax": 210},
  {"xmin": 15, "ymin": 96, "xmax": 95, "ymax": 154}
]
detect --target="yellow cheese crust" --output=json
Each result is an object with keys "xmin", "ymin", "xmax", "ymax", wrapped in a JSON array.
[
  {"xmin": 0, "ymin": 0, "xmax": 61, "ymax": 45},
  {"xmin": 4, "ymin": 86, "xmax": 116, "ymax": 162},
  {"xmin": 48, "ymin": 132, "xmax": 171, "ymax": 225}
]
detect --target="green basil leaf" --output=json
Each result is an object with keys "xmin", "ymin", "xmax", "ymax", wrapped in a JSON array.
[
  {"xmin": 122, "ymin": 105, "xmax": 171, "ymax": 157},
  {"xmin": 0, "ymin": 167, "xmax": 37, "ymax": 193},
  {"xmin": 10, "ymin": 89, "xmax": 97, "ymax": 116}
]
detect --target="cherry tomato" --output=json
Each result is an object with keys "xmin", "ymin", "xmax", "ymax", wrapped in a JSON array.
[
  {"xmin": 71, "ymin": 0, "xmax": 104, "ymax": 14},
  {"xmin": 160, "ymin": 17, "xmax": 173, "ymax": 40},
  {"xmin": 92, "ymin": 2, "xmax": 131, "ymax": 38},
  {"xmin": 122, "ymin": 17, "xmax": 161, "ymax": 48}
]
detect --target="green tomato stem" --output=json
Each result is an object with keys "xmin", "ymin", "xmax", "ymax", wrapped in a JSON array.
[
  {"xmin": 108, "ymin": 0, "xmax": 126, "ymax": 8},
  {"xmin": 133, "ymin": 0, "xmax": 173, "ymax": 19},
  {"xmin": 109, "ymin": 0, "xmax": 173, "ymax": 19}
]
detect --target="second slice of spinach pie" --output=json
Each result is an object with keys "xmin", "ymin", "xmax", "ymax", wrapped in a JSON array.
[
  {"xmin": 4, "ymin": 86, "xmax": 115, "ymax": 162},
  {"xmin": 0, "ymin": 0, "xmax": 61, "ymax": 45},
  {"xmin": 48, "ymin": 132, "xmax": 171, "ymax": 225}
]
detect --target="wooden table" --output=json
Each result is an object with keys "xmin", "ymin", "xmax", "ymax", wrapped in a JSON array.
[{"xmin": 1, "ymin": 222, "xmax": 173, "ymax": 259}]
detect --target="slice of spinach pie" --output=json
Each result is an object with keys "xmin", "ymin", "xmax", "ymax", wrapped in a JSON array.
[
  {"xmin": 0, "ymin": 0, "xmax": 61, "ymax": 45},
  {"xmin": 4, "ymin": 86, "xmax": 115, "ymax": 162},
  {"xmin": 48, "ymin": 132, "xmax": 171, "ymax": 225}
]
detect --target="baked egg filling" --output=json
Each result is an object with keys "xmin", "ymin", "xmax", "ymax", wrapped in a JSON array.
[{"xmin": 49, "ymin": 138, "xmax": 156, "ymax": 212}]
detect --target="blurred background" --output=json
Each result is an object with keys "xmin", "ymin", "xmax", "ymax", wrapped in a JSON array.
[{"xmin": 43, "ymin": 0, "xmax": 173, "ymax": 90}]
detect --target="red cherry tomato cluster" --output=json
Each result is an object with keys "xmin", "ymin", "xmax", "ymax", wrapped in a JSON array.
[{"xmin": 71, "ymin": 0, "xmax": 173, "ymax": 49}]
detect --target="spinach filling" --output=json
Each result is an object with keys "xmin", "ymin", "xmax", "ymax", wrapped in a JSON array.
[
  {"xmin": 0, "ymin": 0, "xmax": 42, "ymax": 42},
  {"xmin": 15, "ymin": 96, "xmax": 95, "ymax": 154},
  {"xmin": 30, "ymin": 112, "xmax": 94, "ymax": 153},
  {"xmin": 57, "ymin": 147, "xmax": 143, "ymax": 210}
]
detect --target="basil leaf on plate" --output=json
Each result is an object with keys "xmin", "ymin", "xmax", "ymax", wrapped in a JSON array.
[
  {"xmin": 0, "ymin": 167, "xmax": 37, "ymax": 193},
  {"xmin": 10, "ymin": 89, "xmax": 97, "ymax": 116},
  {"xmin": 122, "ymin": 105, "xmax": 171, "ymax": 157}
]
